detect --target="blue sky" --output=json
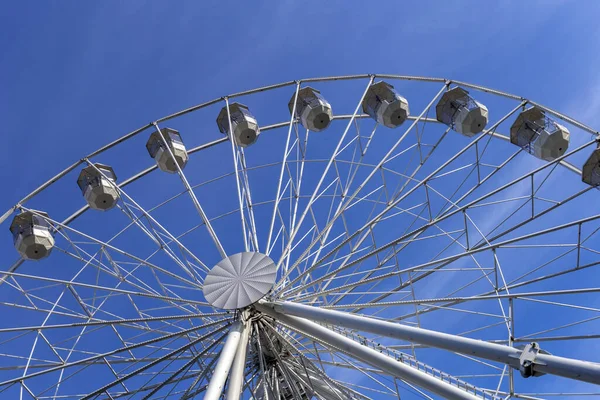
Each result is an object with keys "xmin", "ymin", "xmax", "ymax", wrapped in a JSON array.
[
  {"xmin": 2, "ymin": 1, "xmax": 600, "ymax": 399},
  {"xmin": 2, "ymin": 0, "xmax": 600, "ymax": 207}
]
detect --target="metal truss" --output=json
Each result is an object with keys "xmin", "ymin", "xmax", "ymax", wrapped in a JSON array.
[{"xmin": 1, "ymin": 74, "xmax": 599, "ymax": 400}]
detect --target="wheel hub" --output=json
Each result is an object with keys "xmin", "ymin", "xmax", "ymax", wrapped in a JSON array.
[{"xmin": 202, "ymin": 251, "xmax": 276, "ymax": 310}]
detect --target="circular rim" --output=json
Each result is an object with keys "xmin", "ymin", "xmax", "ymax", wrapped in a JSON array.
[
  {"xmin": 2, "ymin": 73, "xmax": 600, "ymax": 399},
  {"xmin": 2, "ymin": 74, "xmax": 596, "ymax": 228}
]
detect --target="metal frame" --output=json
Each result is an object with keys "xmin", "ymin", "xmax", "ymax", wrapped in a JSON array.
[
  {"xmin": 257, "ymin": 300, "xmax": 600, "ymax": 384},
  {"xmin": 1, "ymin": 74, "xmax": 600, "ymax": 400}
]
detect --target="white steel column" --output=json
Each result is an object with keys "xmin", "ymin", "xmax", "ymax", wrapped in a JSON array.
[
  {"xmin": 205, "ymin": 321, "xmax": 244, "ymax": 400},
  {"xmin": 255, "ymin": 303, "xmax": 480, "ymax": 400},
  {"xmin": 226, "ymin": 320, "xmax": 250, "ymax": 400},
  {"xmin": 258, "ymin": 301, "xmax": 600, "ymax": 385}
]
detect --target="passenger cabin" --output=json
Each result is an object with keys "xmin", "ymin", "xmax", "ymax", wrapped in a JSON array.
[
  {"xmin": 582, "ymin": 145, "xmax": 600, "ymax": 186},
  {"xmin": 146, "ymin": 128, "xmax": 189, "ymax": 173},
  {"xmin": 436, "ymin": 87, "xmax": 488, "ymax": 137},
  {"xmin": 510, "ymin": 107, "xmax": 570, "ymax": 161},
  {"xmin": 9, "ymin": 210, "xmax": 55, "ymax": 260},
  {"xmin": 288, "ymin": 86, "xmax": 333, "ymax": 132},
  {"xmin": 217, "ymin": 103, "xmax": 260, "ymax": 147},
  {"xmin": 76, "ymin": 163, "xmax": 118, "ymax": 211},
  {"xmin": 362, "ymin": 81, "xmax": 410, "ymax": 129}
]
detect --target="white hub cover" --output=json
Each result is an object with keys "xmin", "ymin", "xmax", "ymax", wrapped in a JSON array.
[{"xmin": 203, "ymin": 252, "xmax": 277, "ymax": 310}]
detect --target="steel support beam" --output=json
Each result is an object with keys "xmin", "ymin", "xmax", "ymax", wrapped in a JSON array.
[
  {"xmin": 205, "ymin": 321, "xmax": 244, "ymax": 400},
  {"xmin": 258, "ymin": 301, "xmax": 600, "ymax": 385},
  {"xmin": 256, "ymin": 303, "xmax": 482, "ymax": 400},
  {"xmin": 226, "ymin": 320, "xmax": 250, "ymax": 400}
]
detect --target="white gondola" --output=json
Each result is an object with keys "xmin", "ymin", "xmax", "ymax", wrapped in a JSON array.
[
  {"xmin": 77, "ymin": 163, "xmax": 118, "ymax": 211},
  {"xmin": 217, "ymin": 103, "xmax": 260, "ymax": 147},
  {"xmin": 9, "ymin": 210, "xmax": 55, "ymax": 260},
  {"xmin": 146, "ymin": 127, "xmax": 189, "ymax": 173},
  {"xmin": 362, "ymin": 81, "xmax": 409, "ymax": 128},
  {"xmin": 288, "ymin": 86, "xmax": 333, "ymax": 132},
  {"xmin": 436, "ymin": 86, "xmax": 488, "ymax": 137},
  {"xmin": 510, "ymin": 107, "xmax": 570, "ymax": 161},
  {"xmin": 582, "ymin": 144, "xmax": 600, "ymax": 186},
  {"xmin": 4, "ymin": 74, "xmax": 600, "ymax": 400}
]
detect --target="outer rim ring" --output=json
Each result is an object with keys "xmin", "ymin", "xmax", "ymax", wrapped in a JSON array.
[
  {"xmin": 2, "ymin": 73, "xmax": 597, "ymax": 228},
  {"xmin": 1, "ymin": 74, "xmax": 599, "ymax": 397}
]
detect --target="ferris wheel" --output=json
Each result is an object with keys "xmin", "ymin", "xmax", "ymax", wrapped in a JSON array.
[{"xmin": 1, "ymin": 74, "xmax": 600, "ymax": 400}]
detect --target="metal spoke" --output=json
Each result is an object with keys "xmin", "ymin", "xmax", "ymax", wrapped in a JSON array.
[
  {"xmin": 153, "ymin": 122, "xmax": 227, "ymax": 258},
  {"xmin": 2, "ymin": 74, "xmax": 599, "ymax": 400},
  {"xmin": 84, "ymin": 160, "xmax": 210, "ymax": 275},
  {"xmin": 275, "ymin": 76, "xmax": 375, "ymax": 272}
]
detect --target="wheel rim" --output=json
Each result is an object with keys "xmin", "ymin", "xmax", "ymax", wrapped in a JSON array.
[{"xmin": 1, "ymin": 74, "xmax": 599, "ymax": 399}]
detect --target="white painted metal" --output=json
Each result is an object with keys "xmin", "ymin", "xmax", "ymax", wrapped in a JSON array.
[
  {"xmin": 226, "ymin": 319, "xmax": 250, "ymax": 400},
  {"xmin": 77, "ymin": 163, "xmax": 119, "ymax": 211},
  {"xmin": 436, "ymin": 86, "xmax": 488, "ymax": 137},
  {"xmin": 582, "ymin": 144, "xmax": 600, "ymax": 186},
  {"xmin": 259, "ymin": 300, "xmax": 600, "ymax": 385},
  {"xmin": 277, "ymin": 83, "xmax": 469, "ymax": 293},
  {"xmin": 153, "ymin": 122, "xmax": 227, "ymax": 259},
  {"xmin": 255, "ymin": 303, "xmax": 481, "ymax": 400},
  {"xmin": 533, "ymin": 122, "xmax": 570, "ymax": 161},
  {"xmin": 283, "ymin": 130, "xmax": 594, "ymax": 299},
  {"xmin": 2, "ymin": 75, "xmax": 600, "ymax": 400},
  {"xmin": 146, "ymin": 127, "xmax": 189, "ymax": 173},
  {"xmin": 224, "ymin": 96, "xmax": 261, "ymax": 253},
  {"xmin": 274, "ymin": 76, "xmax": 375, "ymax": 273},
  {"xmin": 9, "ymin": 210, "xmax": 55, "ymax": 260},
  {"xmin": 362, "ymin": 81, "xmax": 410, "ymax": 128},
  {"xmin": 510, "ymin": 107, "xmax": 570, "ymax": 161},
  {"xmin": 217, "ymin": 102, "xmax": 260, "ymax": 147},
  {"xmin": 20, "ymin": 207, "xmax": 204, "ymax": 290},
  {"xmin": 84, "ymin": 160, "xmax": 209, "ymax": 278},
  {"xmin": 203, "ymin": 252, "xmax": 277, "ymax": 310},
  {"xmin": 205, "ymin": 321, "xmax": 244, "ymax": 400},
  {"xmin": 288, "ymin": 86, "xmax": 333, "ymax": 132},
  {"xmin": 266, "ymin": 82, "xmax": 300, "ymax": 256}
]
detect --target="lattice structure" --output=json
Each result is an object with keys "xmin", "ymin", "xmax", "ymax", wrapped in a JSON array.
[{"xmin": 2, "ymin": 75, "xmax": 600, "ymax": 400}]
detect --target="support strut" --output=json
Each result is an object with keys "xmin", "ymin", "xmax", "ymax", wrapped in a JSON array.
[
  {"xmin": 258, "ymin": 300, "xmax": 600, "ymax": 385},
  {"xmin": 226, "ymin": 319, "xmax": 250, "ymax": 400},
  {"xmin": 205, "ymin": 321, "xmax": 244, "ymax": 400},
  {"xmin": 256, "ymin": 303, "xmax": 483, "ymax": 400}
]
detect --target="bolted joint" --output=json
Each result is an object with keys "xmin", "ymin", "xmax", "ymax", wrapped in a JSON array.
[{"xmin": 518, "ymin": 342, "xmax": 548, "ymax": 378}]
